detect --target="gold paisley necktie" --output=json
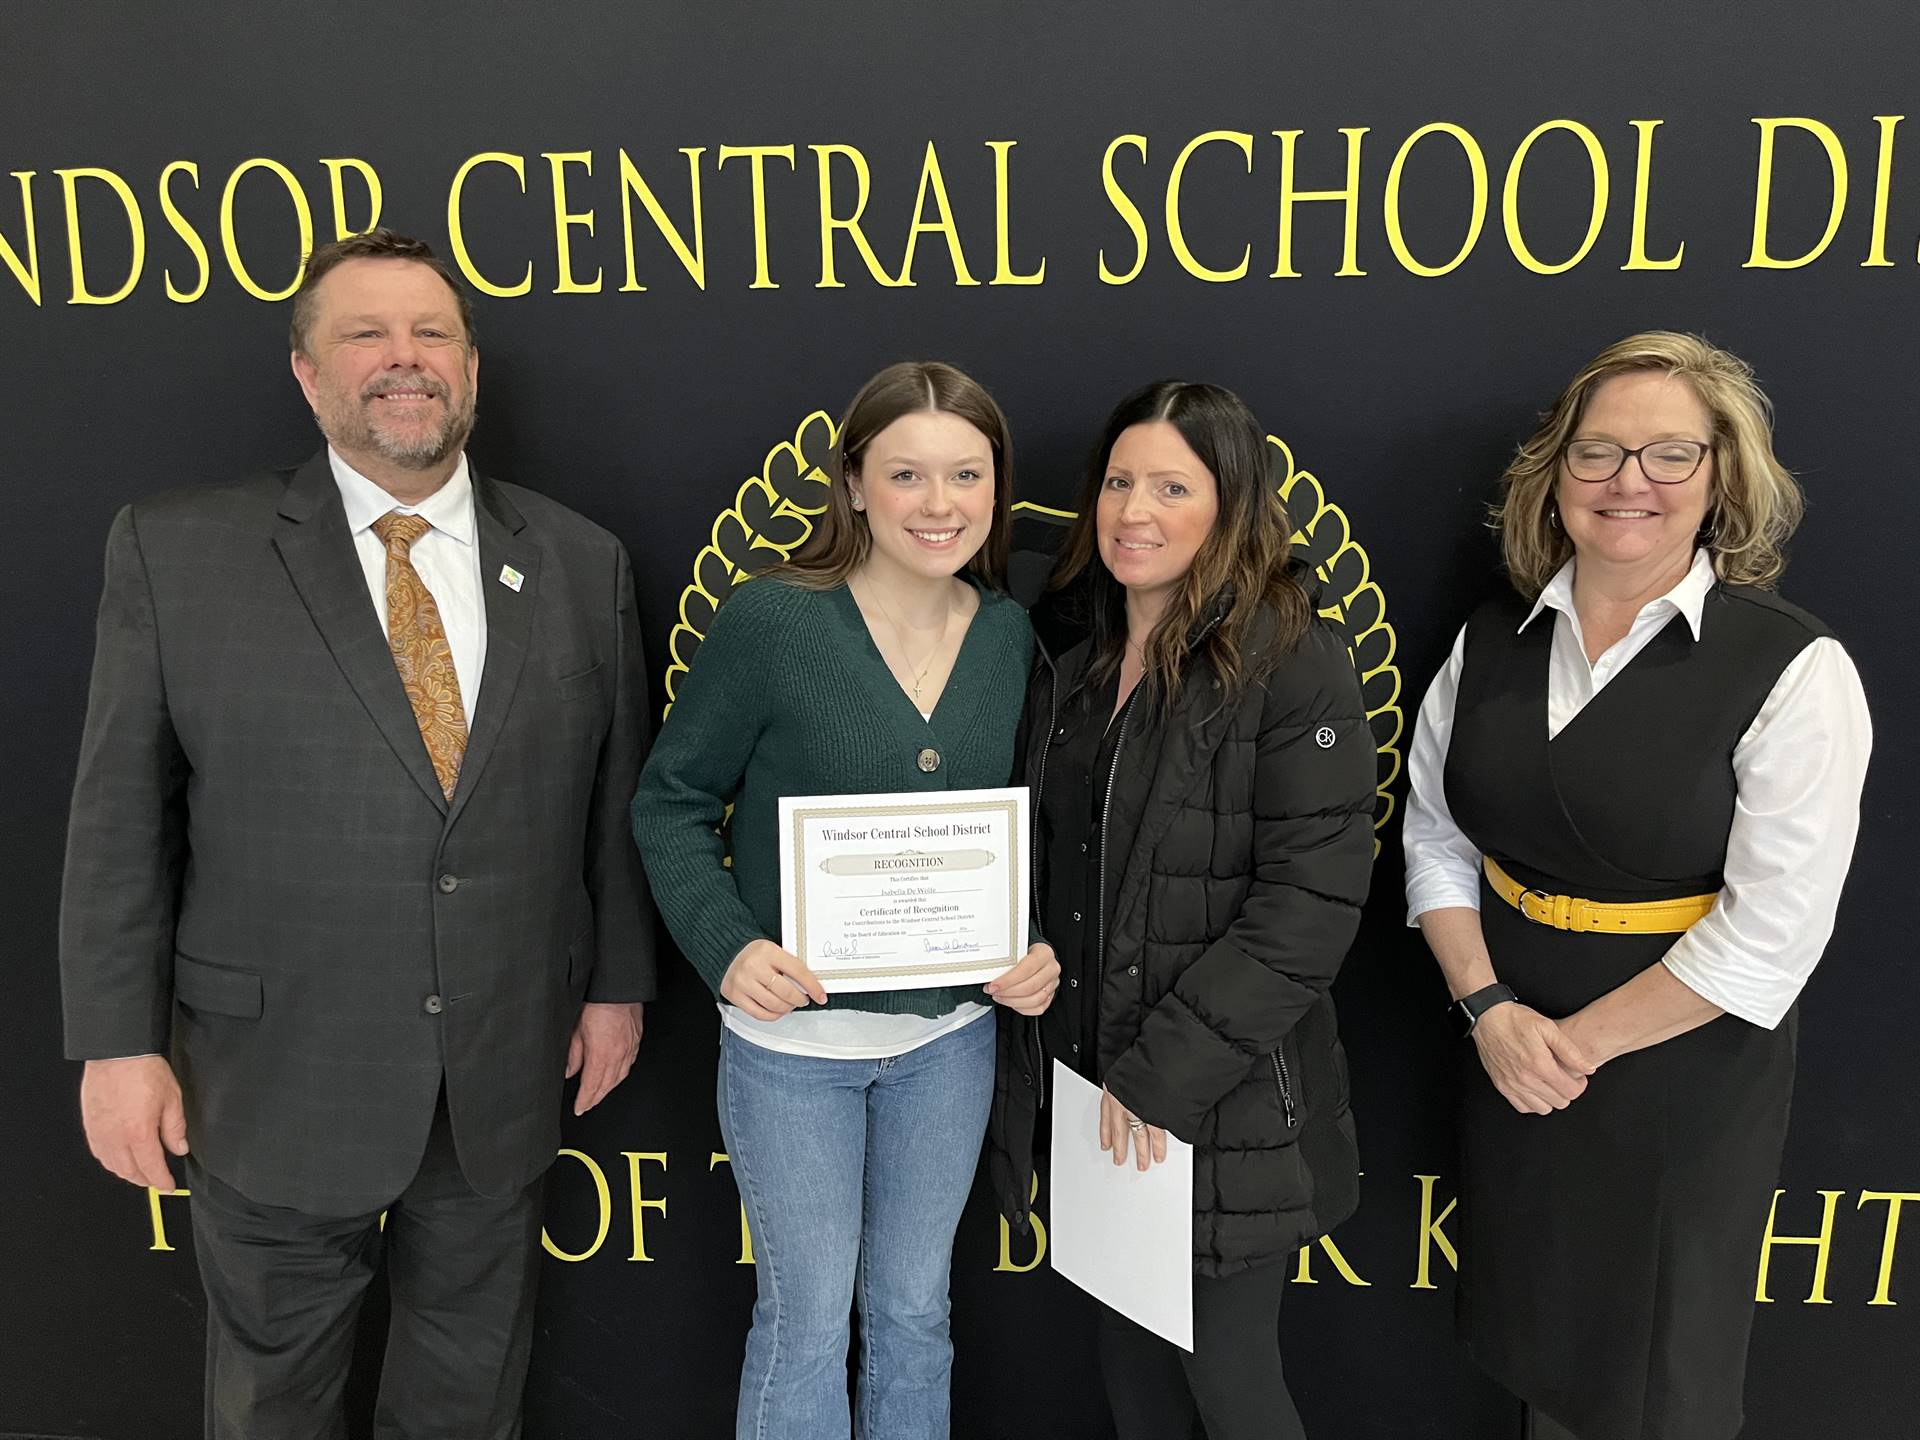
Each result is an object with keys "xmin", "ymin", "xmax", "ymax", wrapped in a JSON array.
[{"xmin": 371, "ymin": 511, "xmax": 468, "ymax": 801}]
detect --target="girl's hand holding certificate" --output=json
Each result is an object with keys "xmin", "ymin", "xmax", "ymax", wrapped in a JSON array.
[
  {"xmin": 721, "ymin": 939, "xmax": 829, "ymax": 1021},
  {"xmin": 984, "ymin": 942, "xmax": 1060, "ymax": 1015}
]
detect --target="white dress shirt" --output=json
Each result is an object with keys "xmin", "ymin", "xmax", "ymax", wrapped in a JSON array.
[
  {"xmin": 1403, "ymin": 550, "xmax": 1873, "ymax": 1029},
  {"xmin": 330, "ymin": 449, "xmax": 488, "ymax": 722}
]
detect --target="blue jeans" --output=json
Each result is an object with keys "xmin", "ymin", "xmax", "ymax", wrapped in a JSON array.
[{"xmin": 716, "ymin": 1014, "xmax": 995, "ymax": 1440}]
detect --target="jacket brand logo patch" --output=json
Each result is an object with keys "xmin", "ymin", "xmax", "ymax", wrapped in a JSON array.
[{"xmin": 1315, "ymin": 726, "xmax": 1336, "ymax": 749}]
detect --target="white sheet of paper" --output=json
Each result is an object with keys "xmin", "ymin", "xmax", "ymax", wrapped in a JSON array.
[{"xmin": 1048, "ymin": 1060, "xmax": 1194, "ymax": 1351}]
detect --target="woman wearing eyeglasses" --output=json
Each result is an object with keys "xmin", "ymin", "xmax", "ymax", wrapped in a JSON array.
[{"xmin": 1403, "ymin": 332, "xmax": 1872, "ymax": 1440}]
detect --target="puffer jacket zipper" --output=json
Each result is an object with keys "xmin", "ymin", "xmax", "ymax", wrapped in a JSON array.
[
  {"xmin": 1095, "ymin": 688, "xmax": 1139, "ymax": 976},
  {"xmin": 1095, "ymin": 612, "xmax": 1217, "ymax": 1023},
  {"xmin": 1271, "ymin": 1048, "xmax": 1297, "ymax": 1129}
]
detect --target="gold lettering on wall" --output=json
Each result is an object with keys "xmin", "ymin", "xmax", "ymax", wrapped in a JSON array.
[
  {"xmin": 624, "ymin": 1152, "xmax": 668, "ymax": 1262},
  {"xmin": 319, "ymin": 157, "xmax": 382, "ymax": 242},
  {"xmin": 145, "ymin": 1185, "xmax": 189, "ymax": 1252},
  {"xmin": 1410, "ymin": 1173, "xmax": 1459, "ymax": 1290},
  {"xmin": 1292, "ymin": 1232, "xmax": 1372, "ymax": 1287},
  {"xmin": 1746, "ymin": 118, "xmax": 1850, "ymax": 270},
  {"xmin": 1165, "ymin": 129, "xmax": 1254, "ymax": 282},
  {"xmin": 56, "ymin": 166, "xmax": 145, "ymax": 305},
  {"xmin": 447, "ymin": 151, "xmax": 534, "ymax": 297},
  {"xmin": 123, "ymin": 1163, "xmax": 1915, "ymax": 1311},
  {"xmin": 715, "ymin": 144, "xmax": 796, "ymax": 289},
  {"xmin": 1756, "ymin": 1187, "xmax": 1844, "ymax": 1304},
  {"xmin": 219, "ymin": 158, "xmax": 313, "ymax": 301},
  {"xmin": 1, "ymin": 171, "xmax": 42, "ymax": 305},
  {"xmin": 1502, "ymin": 119, "xmax": 1609, "ymax": 275},
  {"xmin": 986, "ymin": 140, "xmax": 1045, "ymax": 285},
  {"xmin": 544, "ymin": 150, "xmax": 603, "ymax": 294},
  {"xmin": 158, "ymin": 161, "xmax": 210, "ymax": 303},
  {"xmin": 12, "ymin": 115, "xmax": 1918, "ymax": 308},
  {"xmin": 810, "ymin": 143, "xmax": 902, "ymax": 289},
  {"xmin": 1856, "ymin": 1191, "xmax": 1920, "ymax": 1307},
  {"xmin": 709, "ymin": 1152, "xmax": 756, "ymax": 1264},
  {"xmin": 995, "ymin": 1173, "xmax": 1047, "ymax": 1274},
  {"xmin": 619, "ymin": 147, "xmax": 708, "ymax": 292},
  {"xmin": 1382, "ymin": 123, "xmax": 1488, "ymax": 278},
  {"xmin": 1271, "ymin": 127, "xmax": 1368, "ymax": 279},
  {"xmin": 1098, "ymin": 134, "xmax": 1150, "ymax": 285},
  {"xmin": 1622, "ymin": 120, "xmax": 1685, "ymax": 270},
  {"xmin": 895, "ymin": 142, "xmax": 979, "ymax": 287},
  {"xmin": 542, "ymin": 1147, "xmax": 614, "ymax": 1262},
  {"xmin": 1861, "ymin": 115, "xmax": 1905, "ymax": 268}
]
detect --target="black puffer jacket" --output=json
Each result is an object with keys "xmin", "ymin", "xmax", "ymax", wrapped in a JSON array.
[{"xmin": 989, "ymin": 580, "xmax": 1377, "ymax": 1276}]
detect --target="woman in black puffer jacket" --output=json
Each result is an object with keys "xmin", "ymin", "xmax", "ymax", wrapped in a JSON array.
[{"xmin": 987, "ymin": 381, "xmax": 1377, "ymax": 1440}]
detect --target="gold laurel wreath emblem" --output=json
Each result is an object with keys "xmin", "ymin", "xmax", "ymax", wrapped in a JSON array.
[{"xmin": 664, "ymin": 414, "xmax": 1403, "ymax": 848}]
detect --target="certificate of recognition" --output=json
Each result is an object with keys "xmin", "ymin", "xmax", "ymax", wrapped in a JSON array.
[{"xmin": 778, "ymin": 786, "xmax": 1029, "ymax": 993}]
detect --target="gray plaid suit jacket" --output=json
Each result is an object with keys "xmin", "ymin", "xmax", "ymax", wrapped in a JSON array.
[{"xmin": 60, "ymin": 451, "xmax": 655, "ymax": 1213}]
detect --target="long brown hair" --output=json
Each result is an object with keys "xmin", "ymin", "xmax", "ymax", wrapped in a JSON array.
[
  {"xmin": 1493, "ymin": 331, "xmax": 1805, "ymax": 595},
  {"xmin": 1049, "ymin": 380, "xmax": 1310, "ymax": 705},
  {"xmin": 765, "ymin": 361, "xmax": 1014, "ymax": 590}
]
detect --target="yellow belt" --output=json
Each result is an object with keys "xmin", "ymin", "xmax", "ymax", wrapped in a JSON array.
[{"xmin": 1482, "ymin": 857, "xmax": 1716, "ymax": 935}]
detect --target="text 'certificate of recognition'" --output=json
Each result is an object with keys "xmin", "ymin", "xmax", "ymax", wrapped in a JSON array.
[{"xmin": 778, "ymin": 786, "xmax": 1029, "ymax": 993}]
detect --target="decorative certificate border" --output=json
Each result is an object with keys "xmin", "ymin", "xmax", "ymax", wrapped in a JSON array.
[{"xmin": 790, "ymin": 795, "xmax": 1021, "ymax": 982}]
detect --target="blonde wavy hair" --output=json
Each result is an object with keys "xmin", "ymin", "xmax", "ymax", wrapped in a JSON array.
[{"xmin": 1493, "ymin": 331, "xmax": 1804, "ymax": 595}]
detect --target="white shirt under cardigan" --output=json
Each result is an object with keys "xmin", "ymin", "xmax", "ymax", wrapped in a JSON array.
[
  {"xmin": 1403, "ymin": 550, "xmax": 1872, "ymax": 1030},
  {"xmin": 720, "ymin": 704, "xmax": 992, "ymax": 1059},
  {"xmin": 330, "ymin": 448, "xmax": 487, "ymax": 723}
]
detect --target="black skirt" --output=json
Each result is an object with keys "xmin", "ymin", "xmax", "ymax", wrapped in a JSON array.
[{"xmin": 1457, "ymin": 875, "xmax": 1795, "ymax": 1440}]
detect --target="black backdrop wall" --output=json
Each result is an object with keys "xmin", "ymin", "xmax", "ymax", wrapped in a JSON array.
[{"xmin": 4, "ymin": 4, "xmax": 1916, "ymax": 1437}]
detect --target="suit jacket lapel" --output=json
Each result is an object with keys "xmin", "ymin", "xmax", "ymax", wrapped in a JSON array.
[
  {"xmin": 447, "ymin": 472, "xmax": 538, "ymax": 825},
  {"xmin": 272, "ymin": 450, "xmax": 449, "ymax": 814}
]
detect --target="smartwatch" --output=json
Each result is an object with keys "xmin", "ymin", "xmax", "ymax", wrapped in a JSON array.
[{"xmin": 1450, "ymin": 982, "xmax": 1517, "ymax": 1038}]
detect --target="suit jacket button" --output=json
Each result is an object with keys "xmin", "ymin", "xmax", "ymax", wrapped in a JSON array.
[
  {"xmin": 437, "ymin": 874, "xmax": 459, "ymax": 894},
  {"xmin": 423, "ymin": 994, "xmax": 445, "ymax": 1015},
  {"xmin": 917, "ymin": 747, "xmax": 940, "ymax": 773}
]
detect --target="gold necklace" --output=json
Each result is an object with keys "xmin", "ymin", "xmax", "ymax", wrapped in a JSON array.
[{"xmin": 859, "ymin": 577, "xmax": 953, "ymax": 705}]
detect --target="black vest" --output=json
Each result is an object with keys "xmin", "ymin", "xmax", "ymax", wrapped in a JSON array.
[{"xmin": 1445, "ymin": 584, "xmax": 1830, "ymax": 903}]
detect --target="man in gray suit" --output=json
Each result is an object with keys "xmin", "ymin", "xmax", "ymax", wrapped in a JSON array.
[{"xmin": 60, "ymin": 229, "xmax": 654, "ymax": 1439}]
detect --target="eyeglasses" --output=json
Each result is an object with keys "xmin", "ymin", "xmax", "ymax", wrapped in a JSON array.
[{"xmin": 1561, "ymin": 438, "xmax": 1711, "ymax": 485}]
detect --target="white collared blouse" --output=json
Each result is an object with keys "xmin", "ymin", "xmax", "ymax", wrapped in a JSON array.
[{"xmin": 1403, "ymin": 550, "xmax": 1873, "ymax": 1028}]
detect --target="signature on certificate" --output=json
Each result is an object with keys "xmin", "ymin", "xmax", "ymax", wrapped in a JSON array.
[
  {"xmin": 922, "ymin": 937, "xmax": 986, "ymax": 956},
  {"xmin": 819, "ymin": 938, "xmax": 871, "ymax": 960}
]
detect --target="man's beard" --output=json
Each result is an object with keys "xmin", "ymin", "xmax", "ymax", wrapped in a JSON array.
[{"xmin": 316, "ymin": 376, "xmax": 476, "ymax": 471}]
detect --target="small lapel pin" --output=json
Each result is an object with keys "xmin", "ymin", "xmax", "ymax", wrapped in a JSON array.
[{"xmin": 498, "ymin": 564, "xmax": 525, "ymax": 593}]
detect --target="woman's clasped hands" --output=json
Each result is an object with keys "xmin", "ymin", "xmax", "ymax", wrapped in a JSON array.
[{"xmin": 1471, "ymin": 1001, "xmax": 1596, "ymax": 1116}]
